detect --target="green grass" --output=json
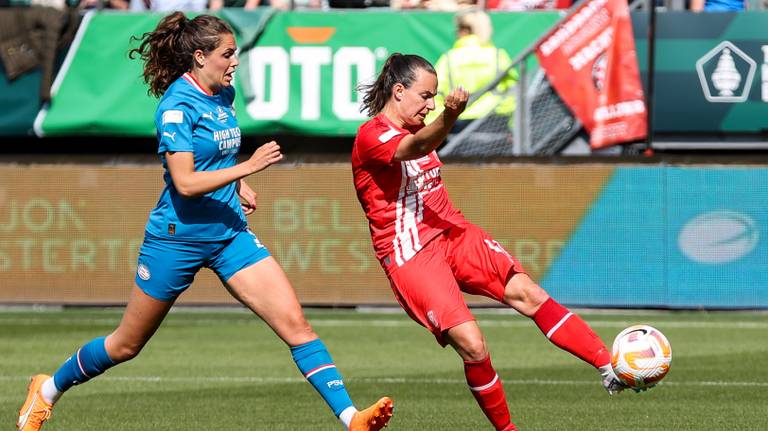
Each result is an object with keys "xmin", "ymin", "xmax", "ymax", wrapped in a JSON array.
[{"xmin": 2, "ymin": 308, "xmax": 767, "ymax": 430}]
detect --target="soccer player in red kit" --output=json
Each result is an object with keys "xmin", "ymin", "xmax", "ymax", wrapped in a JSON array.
[{"xmin": 352, "ymin": 53, "xmax": 626, "ymax": 430}]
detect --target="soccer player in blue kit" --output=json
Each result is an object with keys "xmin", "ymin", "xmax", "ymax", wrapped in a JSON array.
[{"xmin": 16, "ymin": 12, "xmax": 393, "ymax": 431}]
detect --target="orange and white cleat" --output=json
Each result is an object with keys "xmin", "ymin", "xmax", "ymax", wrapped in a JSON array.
[
  {"xmin": 349, "ymin": 397, "xmax": 394, "ymax": 431},
  {"xmin": 17, "ymin": 375, "xmax": 53, "ymax": 431}
]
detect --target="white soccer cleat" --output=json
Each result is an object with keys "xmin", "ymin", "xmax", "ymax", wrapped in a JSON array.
[{"xmin": 599, "ymin": 365, "xmax": 627, "ymax": 395}]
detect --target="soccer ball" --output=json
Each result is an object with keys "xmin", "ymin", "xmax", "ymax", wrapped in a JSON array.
[{"xmin": 611, "ymin": 325, "xmax": 672, "ymax": 390}]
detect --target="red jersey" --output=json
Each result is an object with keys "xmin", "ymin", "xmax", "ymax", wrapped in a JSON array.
[{"xmin": 352, "ymin": 114, "xmax": 466, "ymax": 267}]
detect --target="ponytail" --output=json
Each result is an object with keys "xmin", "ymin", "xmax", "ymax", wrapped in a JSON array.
[
  {"xmin": 358, "ymin": 53, "xmax": 436, "ymax": 117},
  {"xmin": 128, "ymin": 12, "xmax": 233, "ymax": 97}
]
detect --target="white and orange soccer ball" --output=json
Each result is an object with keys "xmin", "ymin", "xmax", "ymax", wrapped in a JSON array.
[{"xmin": 611, "ymin": 325, "xmax": 672, "ymax": 390}]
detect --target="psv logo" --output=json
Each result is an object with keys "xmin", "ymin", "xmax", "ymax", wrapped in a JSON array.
[{"xmin": 137, "ymin": 264, "xmax": 151, "ymax": 281}]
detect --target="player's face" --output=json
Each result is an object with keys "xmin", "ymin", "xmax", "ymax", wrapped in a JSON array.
[
  {"xmin": 398, "ymin": 68, "xmax": 437, "ymax": 127},
  {"xmin": 202, "ymin": 33, "xmax": 239, "ymax": 92}
]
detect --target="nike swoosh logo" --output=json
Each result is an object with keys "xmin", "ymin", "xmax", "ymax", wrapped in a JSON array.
[{"xmin": 18, "ymin": 400, "xmax": 35, "ymax": 428}]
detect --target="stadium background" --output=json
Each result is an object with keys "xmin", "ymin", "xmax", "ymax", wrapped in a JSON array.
[
  {"xmin": 3, "ymin": 6, "xmax": 768, "ymax": 431},
  {"xmin": 1, "ymin": 7, "xmax": 767, "ymax": 309}
]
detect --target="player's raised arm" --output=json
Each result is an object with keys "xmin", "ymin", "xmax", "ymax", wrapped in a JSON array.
[
  {"xmin": 357, "ymin": 53, "xmax": 468, "ymax": 162},
  {"xmin": 394, "ymin": 86, "xmax": 468, "ymax": 161}
]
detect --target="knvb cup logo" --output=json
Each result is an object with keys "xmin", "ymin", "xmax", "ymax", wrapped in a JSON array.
[
  {"xmin": 678, "ymin": 210, "xmax": 759, "ymax": 264},
  {"xmin": 696, "ymin": 41, "xmax": 756, "ymax": 103}
]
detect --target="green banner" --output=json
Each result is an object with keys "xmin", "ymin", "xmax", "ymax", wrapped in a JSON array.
[
  {"xmin": 633, "ymin": 11, "xmax": 768, "ymax": 134},
  {"xmin": 20, "ymin": 10, "xmax": 768, "ymax": 138},
  {"xmin": 37, "ymin": 11, "xmax": 161, "ymax": 137},
  {"xmin": 37, "ymin": 10, "xmax": 558, "ymax": 137}
]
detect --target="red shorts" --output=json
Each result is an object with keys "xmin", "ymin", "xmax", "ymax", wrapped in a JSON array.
[{"xmin": 384, "ymin": 222, "xmax": 526, "ymax": 346}]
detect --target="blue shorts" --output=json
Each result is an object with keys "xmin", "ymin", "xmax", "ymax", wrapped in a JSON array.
[{"xmin": 135, "ymin": 229, "xmax": 271, "ymax": 301}]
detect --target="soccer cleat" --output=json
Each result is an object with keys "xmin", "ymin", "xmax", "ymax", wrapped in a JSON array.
[
  {"xmin": 349, "ymin": 397, "xmax": 394, "ymax": 431},
  {"xmin": 599, "ymin": 365, "xmax": 627, "ymax": 395},
  {"xmin": 630, "ymin": 384, "xmax": 656, "ymax": 393},
  {"xmin": 17, "ymin": 374, "xmax": 54, "ymax": 431}
]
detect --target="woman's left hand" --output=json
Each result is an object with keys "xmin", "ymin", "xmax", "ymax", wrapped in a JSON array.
[{"xmin": 237, "ymin": 179, "xmax": 258, "ymax": 215}]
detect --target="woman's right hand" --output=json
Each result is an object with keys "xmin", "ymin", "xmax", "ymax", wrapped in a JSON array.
[
  {"xmin": 246, "ymin": 141, "xmax": 283, "ymax": 174},
  {"xmin": 443, "ymin": 86, "xmax": 469, "ymax": 118}
]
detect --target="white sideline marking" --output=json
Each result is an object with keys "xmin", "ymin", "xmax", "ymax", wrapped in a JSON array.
[
  {"xmin": 0, "ymin": 375, "xmax": 766, "ymax": 388},
  {"xmin": 0, "ymin": 317, "xmax": 767, "ymax": 330}
]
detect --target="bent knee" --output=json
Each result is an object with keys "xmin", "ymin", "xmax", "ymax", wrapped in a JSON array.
[
  {"xmin": 287, "ymin": 312, "xmax": 313, "ymax": 334},
  {"xmin": 105, "ymin": 338, "xmax": 145, "ymax": 363},
  {"xmin": 503, "ymin": 275, "xmax": 549, "ymax": 316},
  {"xmin": 280, "ymin": 313, "xmax": 317, "ymax": 346},
  {"xmin": 452, "ymin": 337, "xmax": 488, "ymax": 362}
]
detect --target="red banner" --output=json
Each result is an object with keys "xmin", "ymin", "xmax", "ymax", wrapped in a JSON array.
[{"xmin": 535, "ymin": 0, "xmax": 647, "ymax": 149}]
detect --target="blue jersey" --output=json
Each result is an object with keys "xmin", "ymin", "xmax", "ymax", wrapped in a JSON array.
[
  {"xmin": 704, "ymin": 0, "xmax": 743, "ymax": 10},
  {"xmin": 145, "ymin": 73, "xmax": 246, "ymax": 241}
]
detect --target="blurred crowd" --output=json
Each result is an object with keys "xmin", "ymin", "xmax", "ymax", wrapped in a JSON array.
[
  {"xmin": 0, "ymin": 0, "xmax": 578, "ymax": 12},
  {"xmin": 2, "ymin": 0, "xmax": 757, "ymax": 13},
  {"xmin": 0, "ymin": 0, "xmax": 756, "ymax": 105}
]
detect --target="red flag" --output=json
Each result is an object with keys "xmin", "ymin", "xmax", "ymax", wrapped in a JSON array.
[{"xmin": 535, "ymin": 0, "xmax": 647, "ymax": 149}]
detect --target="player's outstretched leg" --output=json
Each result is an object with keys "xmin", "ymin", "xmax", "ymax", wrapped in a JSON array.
[
  {"xmin": 291, "ymin": 338, "xmax": 394, "ymax": 430},
  {"xmin": 532, "ymin": 297, "xmax": 626, "ymax": 394},
  {"xmin": 349, "ymin": 397, "xmax": 394, "ymax": 431},
  {"xmin": 17, "ymin": 375, "xmax": 53, "ymax": 431}
]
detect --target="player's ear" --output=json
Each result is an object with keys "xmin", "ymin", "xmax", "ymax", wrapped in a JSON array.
[
  {"xmin": 392, "ymin": 83, "xmax": 405, "ymax": 101},
  {"xmin": 193, "ymin": 49, "xmax": 206, "ymax": 68}
]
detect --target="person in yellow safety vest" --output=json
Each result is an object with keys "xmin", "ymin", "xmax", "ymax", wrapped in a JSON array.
[{"xmin": 427, "ymin": 9, "xmax": 518, "ymax": 134}]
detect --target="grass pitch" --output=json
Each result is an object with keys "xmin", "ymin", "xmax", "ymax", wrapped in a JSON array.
[{"xmin": 2, "ymin": 308, "xmax": 767, "ymax": 430}]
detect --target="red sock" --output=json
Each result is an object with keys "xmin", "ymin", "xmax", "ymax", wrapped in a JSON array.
[
  {"xmin": 464, "ymin": 355, "xmax": 517, "ymax": 431},
  {"xmin": 533, "ymin": 298, "xmax": 610, "ymax": 368}
]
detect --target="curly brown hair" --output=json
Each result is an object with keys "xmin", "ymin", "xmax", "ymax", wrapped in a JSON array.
[{"xmin": 128, "ymin": 12, "xmax": 234, "ymax": 98}]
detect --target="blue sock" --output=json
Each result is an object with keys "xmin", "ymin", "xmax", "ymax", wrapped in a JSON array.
[
  {"xmin": 53, "ymin": 336, "xmax": 116, "ymax": 392},
  {"xmin": 291, "ymin": 338, "xmax": 354, "ymax": 417}
]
